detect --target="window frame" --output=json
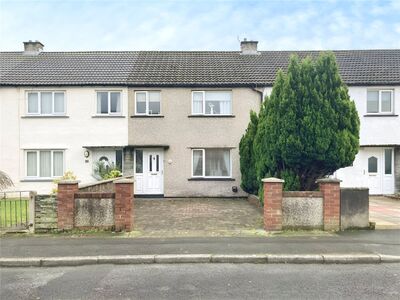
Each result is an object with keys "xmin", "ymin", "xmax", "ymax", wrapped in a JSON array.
[
  {"xmin": 191, "ymin": 91, "xmax": 232, "ymax": 116},
  {"xmin": 25, "ymin": 150, "xmax": 65, "ymax": 179},
  {"xmin": 384, "ymin": 148, "xmax": 393, "ymax": 175},
  {"xmin": 95, "ymin": 91, "xmax": 122, "ymax": 115},
  {"xmin": 191, "ymin": 148, "xmax": 232, "ymax": 178},
  {"xmin": 367, "ymin": 156, "xmax": 378, "ymax": 175},
  {"xmin": 134, "ymin": 91, "xmax": 161, "ymax": 116},
  {"xmin": 26, "ymin": 91, "xmax": 66, "ymax": 116},
  {"xmin": 366, "ymin": 89, "xmax": 394, "ymax": 115}
]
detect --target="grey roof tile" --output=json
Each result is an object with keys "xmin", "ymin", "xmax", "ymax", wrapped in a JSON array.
[{"xmin": 0, "ymin": 50, "xmax": 399, "ymax": 87}]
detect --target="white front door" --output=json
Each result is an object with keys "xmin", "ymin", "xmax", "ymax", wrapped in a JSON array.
[
  {"xmin": 365, "ymin": 148, "xmax": 394, "ymax": 195},
  {"xmin": 134, "ymin": 149, "xmax": 164, "ymax": 195}
]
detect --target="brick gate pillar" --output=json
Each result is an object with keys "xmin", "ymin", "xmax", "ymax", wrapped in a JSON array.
[
  {"xmin": 263, "ymin": 177, "xmax": 284, "ymax": 231},
  {"xmin": 57, "ymin": 180, "xmax": 79, "ymax": 230},
  {"xmin": 317, "ymin": 178, "xmax": 341, "ymax": 231},
  {"xmin": 114, "ymin": 179, "xmax": 134, "ymax": 231}
]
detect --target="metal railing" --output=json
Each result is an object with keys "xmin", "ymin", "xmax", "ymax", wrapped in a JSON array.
[{"xmin": 0, "ymin": 191, "xmax": 34, "ymax": 231}]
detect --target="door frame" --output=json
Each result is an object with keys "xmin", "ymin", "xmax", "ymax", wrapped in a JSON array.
[
  {"xmin": 364, "ymin": 147, "xmax": 395, "ymax": 195},
  {"xmin": 133, "ymin": 148, "xmax": 164, "ymax": 196}
]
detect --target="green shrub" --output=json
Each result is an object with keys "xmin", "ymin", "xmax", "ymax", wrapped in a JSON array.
[
  {"xmin": 239, "ymin": 110, "xmax": 259, "ymax": 194},
  {"xmin": 93, "ymin": 161, "xmax": 122, "ymax": 180},
  {"xmin": 253, "ymin": 52, "xmax": 359, "ymax": 191},
  {"xmin": 52, "ymin": 171, "xmax": 77, "ymax": 194}
]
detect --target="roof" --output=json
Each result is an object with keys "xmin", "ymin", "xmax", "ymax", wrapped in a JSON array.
[{"xmin": 1, "ymin": 49, "xmax": 399, "ymax": 87}]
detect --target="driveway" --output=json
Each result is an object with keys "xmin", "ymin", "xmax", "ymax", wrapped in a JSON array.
[
  {"xmin": 369, "ymin": 196, "xmax": 400, "ymax": 229},
  {"xmin": 134, "ymin": 198, "xmax": 264, "ymax": 237}
]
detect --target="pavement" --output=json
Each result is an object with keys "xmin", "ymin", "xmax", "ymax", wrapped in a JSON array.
[
  {"xmin": 1, "ymin": 230, "xmax": 399, "ymax": 266},
  {"xmin": 370, "ymin": 196, "xmax": 400, "ymax": 229},
  {"xmin": 2, "ymin": 264, "xmax": 400, "ymax": 299}
]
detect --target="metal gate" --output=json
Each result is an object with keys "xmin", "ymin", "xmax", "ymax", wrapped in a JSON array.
[{"xmin": 0, "ymin": 191, "xmax": 35, "ymax": 232}]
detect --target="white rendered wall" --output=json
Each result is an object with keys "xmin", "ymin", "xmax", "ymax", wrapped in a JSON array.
[{"xmin": 0, "ymin": 87, "xmax": 128, "ymax": 194}]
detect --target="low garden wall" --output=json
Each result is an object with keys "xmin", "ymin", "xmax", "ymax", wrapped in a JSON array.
[
  {"xmin": 282, "ymin": 191, "xmax": 323, "ymax": 230},
  {"xmin": 78, "ymin": 176, "xmax": 134, "ymax": 192},
  {"xmin": 34, "ymin": 194, "xmax": 58, "ymax": 232},
  {"xmin": 74, "ymin": 192, "xmax": 115, "ymax": 229},
  {"xmin": 261, "ymin": 178, "xmax": 370, "ymax": 231},
  {"xmin": 34, "ymin": 179, "xmax": 134, "ymax": 232},
  {"xmin": 340, "ymin": 188, "xmax": 369, "ymax": 230},
  {"xmin": 262, "ymin": 178, "xmax": 341, "ymax": 231}
]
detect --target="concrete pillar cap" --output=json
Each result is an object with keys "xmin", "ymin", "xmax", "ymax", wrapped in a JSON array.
[
  {"xmin": 114, "ymin": 179, "xmax": 134, "ymax": 184},
  {"xmin": 262, "ymin": 177, "xmax": 285, "ymax": 183},
  {"xmin": 316, "ymin": 178, "xmax": 342, "ymax": 184},
  {"xmin": 58, "ymin": 180, "xmax": 80, "ymax": 185}
]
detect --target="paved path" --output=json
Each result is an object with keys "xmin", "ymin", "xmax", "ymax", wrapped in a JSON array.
[
  {"xmin": 370, "ymin": 196, "xmax": 400, "ymax": 229},
  {"xmin": 135, "ymin": 198, "xmax": 263, "ymax": 236},
  {"xmin": 2, "ymin": 264, "xmax": 399, "ymax": 299},
  {"xmin": 1, "ymin": 230, "xmax": 399, "ymax": 257}
]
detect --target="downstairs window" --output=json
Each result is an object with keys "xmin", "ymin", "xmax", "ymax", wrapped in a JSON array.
[{"xmin": 192, "ymin": 148, "xmax": 231, "ymax": 178}]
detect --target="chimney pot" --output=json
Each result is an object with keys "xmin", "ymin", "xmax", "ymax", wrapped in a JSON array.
[
  {"xmin": 23, "ymin": 40, "xmax": 44, "ymax": 55},
  {"xmin": 240, "ymin": 39, "xmax": 259, "ymax": 55}
]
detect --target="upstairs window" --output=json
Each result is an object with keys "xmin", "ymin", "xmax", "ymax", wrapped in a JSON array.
[
  {"xmin": 135, "ymin": 91, "xmax": 161, "ymax": 115},
  {"xmin": 96, "ymin": 91, "xmax": 121, "ymax": 115},
  {"xmin": 27, "ymin": 91, "xmax": 65, "ymax": 115},
  {"xmin": 192, "ymin": 91, "xmax": 232, "ymax": 115},
  {"xmin": 367, "ymin": 90, "xmax": 393, "ymax": 114}
]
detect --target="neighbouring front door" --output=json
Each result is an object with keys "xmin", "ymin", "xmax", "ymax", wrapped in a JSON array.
[
  {"xmin": 134, "ymin": 149, "xmax": 164, "ymax": 195},
  {"xmin": 365, "ymin": 148, "xmax": 394, "ymax": 195}
]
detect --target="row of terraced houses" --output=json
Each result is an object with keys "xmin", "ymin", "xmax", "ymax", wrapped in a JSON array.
[{"xmin": 0, "ymin": 40, "xmax": 399, "ymax": 196}]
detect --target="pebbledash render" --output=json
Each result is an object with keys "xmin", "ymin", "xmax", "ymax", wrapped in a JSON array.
[{"xmin": 0, "ymin": 40, "xmax": 399, "ymax": 196}]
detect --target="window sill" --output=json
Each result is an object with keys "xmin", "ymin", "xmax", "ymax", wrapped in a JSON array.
[
  {"xmin": 20, "ymin": 178, "xmax": 55, "ymax": 182},
  {"xmin": 188, "ymin": 178, "xmax": 235, "ymax": 181},
  {"xmin": 188, "ymin": 115, "xmax": 235, "ymax": 118},
  {"xmin": 364, "ymin": 114, "xmax": 398, "ymax": 117},
  {"xmin": 22, "ymin": 115, "xmax": 69, "ymax": 118},
  {"xmin": 131, "ymin": 115, "xmax": 164, "ymax": 118},
  {"xmin": 92, "ymin": 115, "xmax": 125, "ymax": 118}
]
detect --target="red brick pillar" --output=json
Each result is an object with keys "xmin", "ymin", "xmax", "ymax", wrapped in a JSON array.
[
  {"xmin": 57, "ymin": 180, "xmax": 79, "ymax": 230},
  {"xmin": 317, "ymin": 178, "xmax": 341, "ymax": 231},
  {"xmin": 114, "ymin": 179, "xmax": 134, "ymax": 231},
  {"xmin": 263, "ymin": 178, "xmax": 284, "ymax": 231}
]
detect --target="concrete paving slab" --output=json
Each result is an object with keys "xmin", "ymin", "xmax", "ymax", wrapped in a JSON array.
[{"xmin": 369, "ymin": 196, "xmax": 400, "ymax": 229}]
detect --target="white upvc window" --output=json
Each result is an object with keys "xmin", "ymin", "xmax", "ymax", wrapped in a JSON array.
[
  {"xmin": 26, "ymin": 91, "xmax": 65, "ymax": 115},
  {"xmin": 192, "ymin": 148, "xmax": 231, "ymax": 178},
  {"xmin": 367, "ymin": 90, "xmax": 394, "ymax": 114},
  {"xmin": 192, "ymin": 91, "xmax": 232, "ymax": 115},
  {"xmin": 96, "ymin": 91, "xmax": 122, "ymax": 115},
  {"xmin": 26, "ymin": 150, "xmax": 64, "ymax": 178},
  {"xmin": 135, "ymin": 91, "xmax": 161, "ymax": 115}
]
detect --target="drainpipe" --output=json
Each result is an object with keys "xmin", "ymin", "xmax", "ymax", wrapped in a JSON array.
[{"xmin": 251, "ymin": 84, "xmax": 264, "ymax": 105}]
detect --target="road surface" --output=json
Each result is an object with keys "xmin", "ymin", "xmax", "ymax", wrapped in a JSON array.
[{"xmin": 1, "ymin": 263, "xmax": 399, "ymax": 299}]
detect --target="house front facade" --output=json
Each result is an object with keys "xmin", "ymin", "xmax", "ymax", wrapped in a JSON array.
[
  {"xmin": 335, "ymin": 86, "xmax": 400, "ymax": 194},
  {"xmin": 0, "ymin": 41, "xmax": 399, "ymax": 195}
]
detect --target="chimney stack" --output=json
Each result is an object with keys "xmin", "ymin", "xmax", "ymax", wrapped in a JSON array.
[
  {"xmin": 240, "ymin": 39, "xmax": 259, "ymax": 55},
  {"xmin": 23, "ymin": 40, "xmax": 44, "ymax": 55}
]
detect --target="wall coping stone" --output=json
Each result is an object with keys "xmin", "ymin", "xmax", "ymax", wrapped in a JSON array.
[
  {"xmin": 316, "ymin": 178, "xmax": 342, "ymax": 184},
  {"xmin": 58, "ymin": 180, "xmax": 80, "ymax": 185},
  {"xmin": 283, "ymin": 191, "xmax": 323, "ymax": 198},
  {"xmin": 262, "ymin": 177, "xmax": 285, "ymax": 183},
  {"xmin": 74, "ymin": 192, "xmax": 116, "ymax": 199},
  {"xmin": 114, "ymin": 179, "xmax": 134, "ymax": 184},
  {"xmin": 340, "ymin": 187, "xmax": 369, "ymax": 191},
  {"xmin": 79, "ymin": 176, "xmax": 133, "ymax": 189}
]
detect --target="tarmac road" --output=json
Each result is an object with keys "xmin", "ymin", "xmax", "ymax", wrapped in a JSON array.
[{"xmin": 1, "ymin": 263, "xmax": 400, "ymax": 299}]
